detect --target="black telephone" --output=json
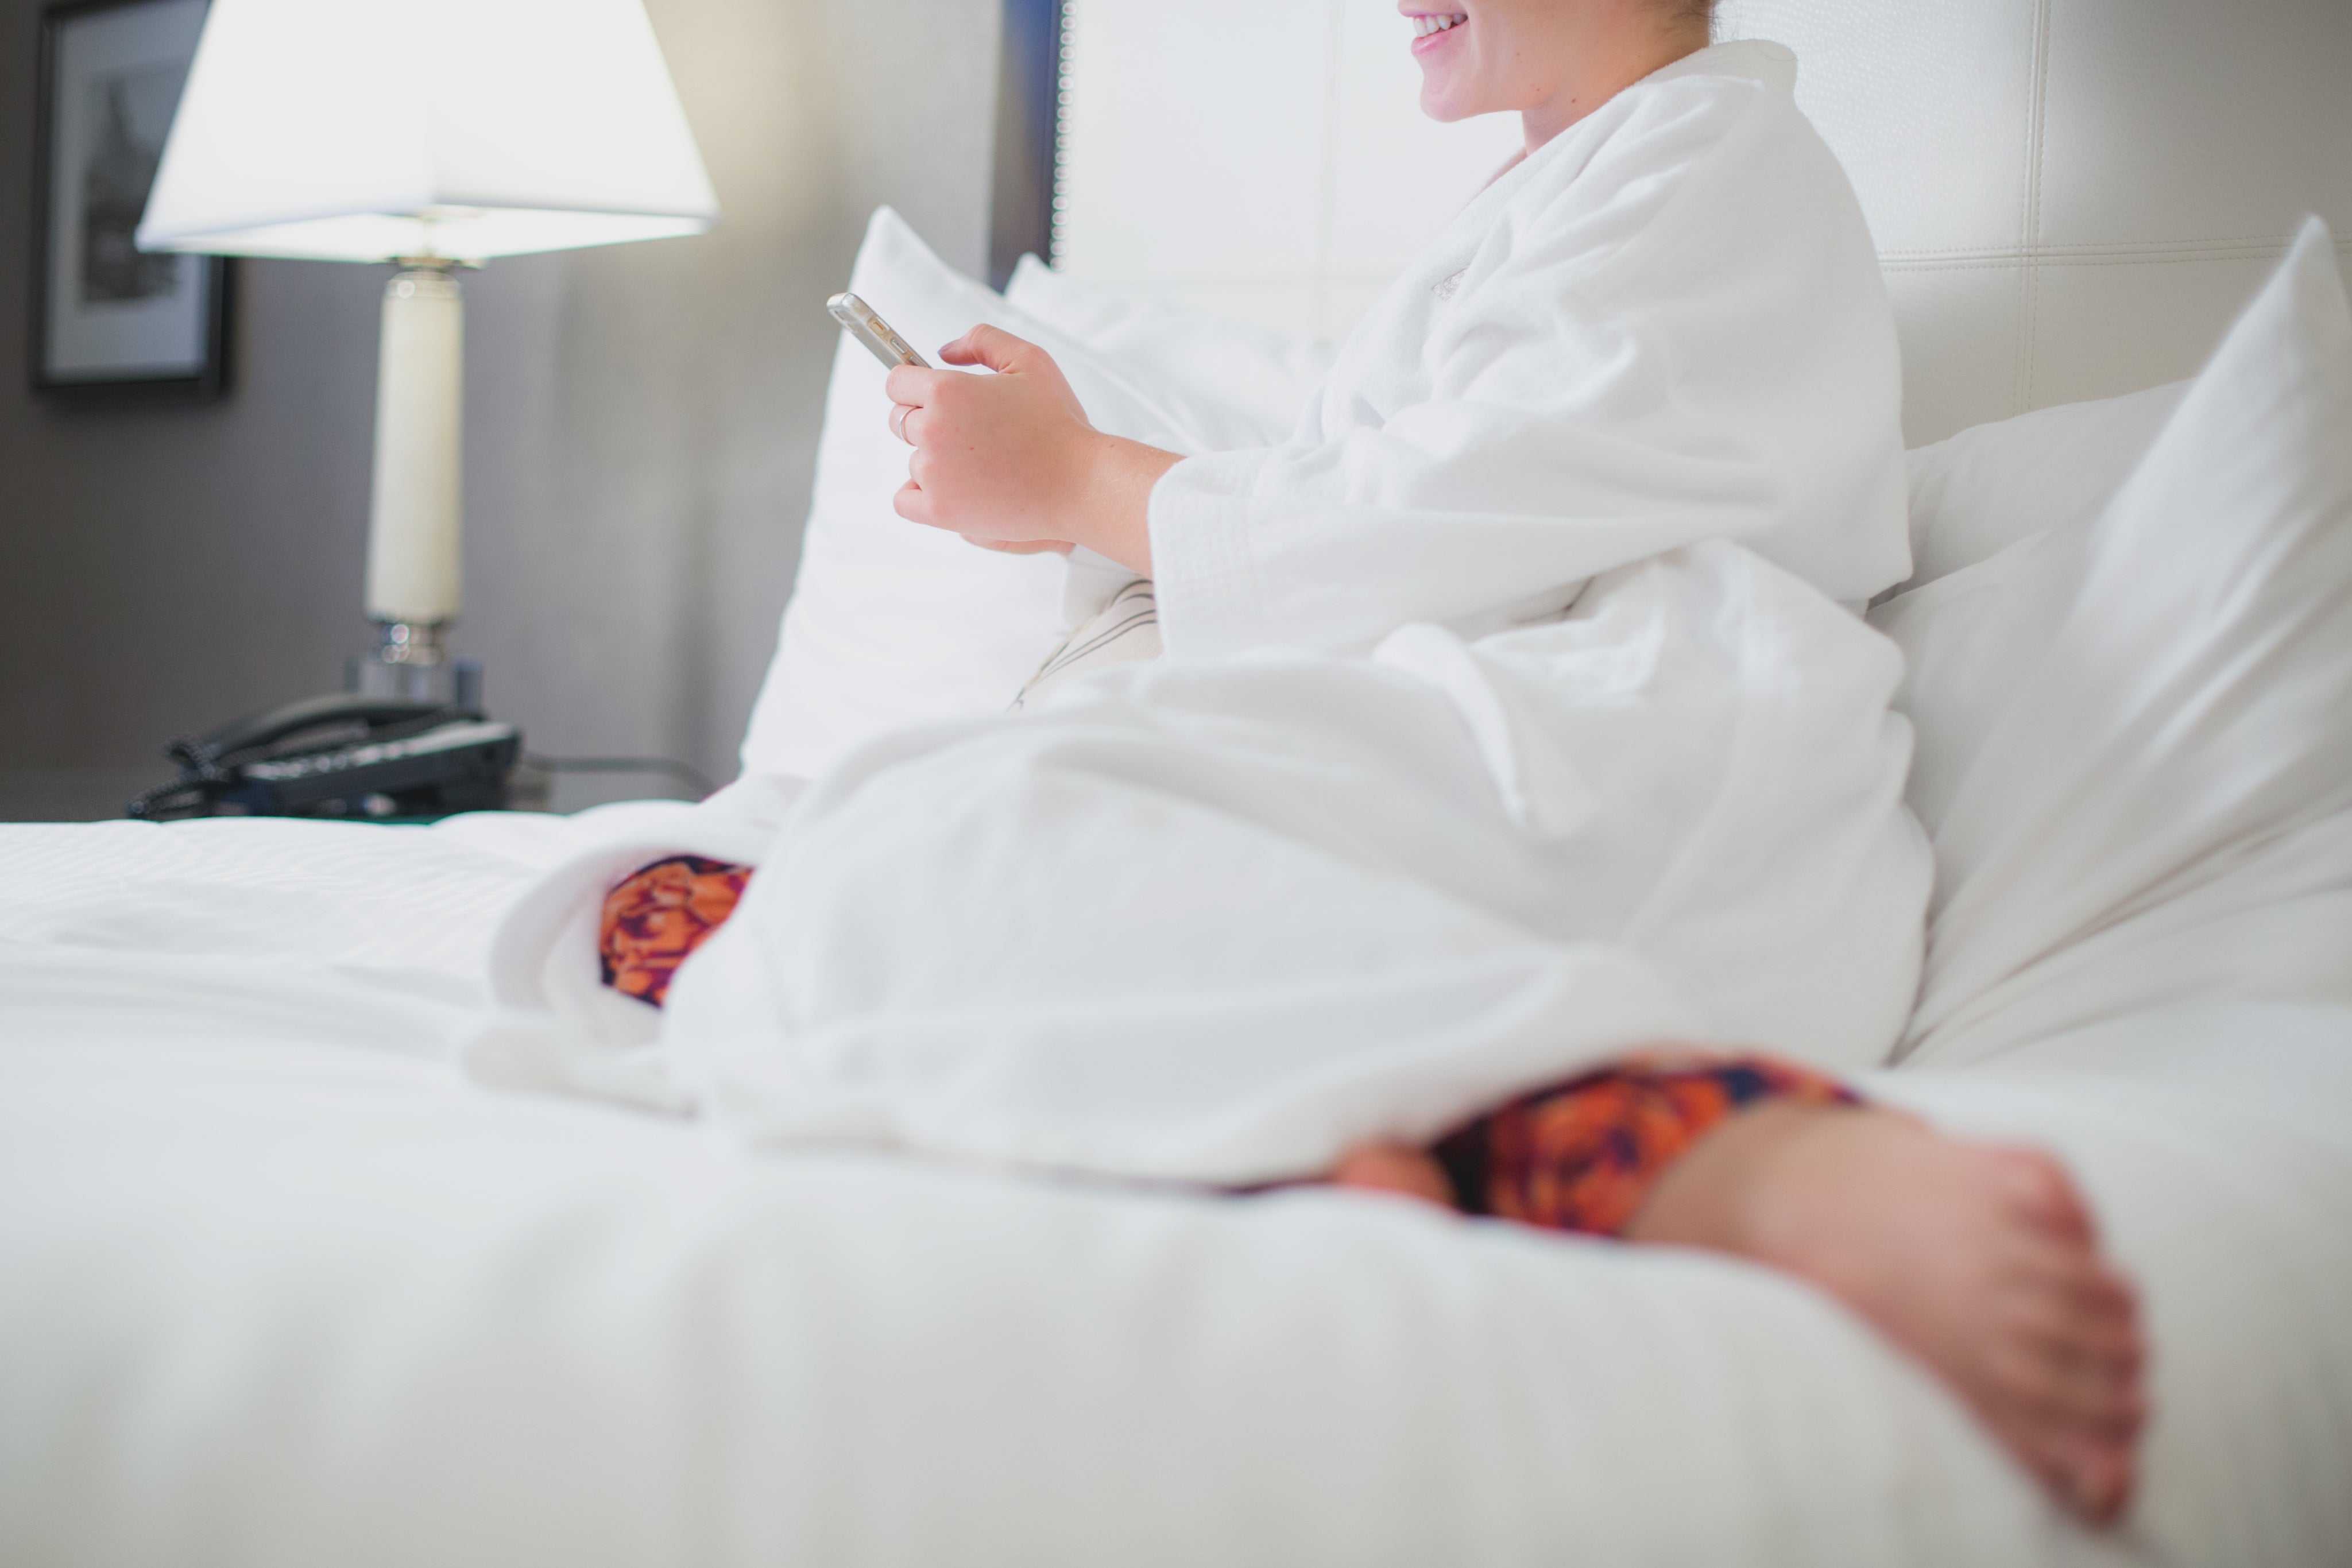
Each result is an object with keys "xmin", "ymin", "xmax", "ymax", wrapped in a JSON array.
[{"xmin": 128, "ymin": 694, "xmax": 522, "ymax": 822}]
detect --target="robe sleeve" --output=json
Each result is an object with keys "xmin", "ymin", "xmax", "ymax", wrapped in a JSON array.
[{"xmin": 1145, "ymin": 73, "xmax": 1885, "ymax": 659}]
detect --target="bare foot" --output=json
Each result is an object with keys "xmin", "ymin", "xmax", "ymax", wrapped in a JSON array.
[
  {"xmin": 1329, "ymin": 1106, "xmax": 2148, "ymax": 1524},
  {"xmin": 1627, "ymin": 1102, "xmax": 2148, "ymax": 1524}
]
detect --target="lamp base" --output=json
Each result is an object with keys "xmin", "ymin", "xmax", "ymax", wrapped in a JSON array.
[{"xmin": 347, "ymin": 619, "xmax": 482, "ymax": 710}]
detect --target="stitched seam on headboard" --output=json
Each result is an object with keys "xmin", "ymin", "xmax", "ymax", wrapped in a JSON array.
[
  {"xmin": 1050, "ymin": 1, "xmax": 1071, "ymax": 266},
  {"xmin": 1883, "ymin": 235, "xmax": 2351, "ymax": 261},
  {"xmin": 2016, "ymin": 0, "xmax": 2053, "ymax": 413},
  {"xmin": 1880, "ymin": 238, "xmax": 2352, "ymax": 272}
]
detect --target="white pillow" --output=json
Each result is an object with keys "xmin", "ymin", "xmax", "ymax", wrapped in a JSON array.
[
  {"xmin": 1872, "ymin": 218, "xmax": 2352, "ymax": 1067},
  {"xmin": 740, "ymin": 209, "xmax": 1303, "ymax": 780},
  {"xmin": 1897, "ymin": 380, "xmax": 2184, "ymax": 593}
]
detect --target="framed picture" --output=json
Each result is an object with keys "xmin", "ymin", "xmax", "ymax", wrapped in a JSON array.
[{"xmin": 30, "ymin": 0, "xmax": 229, "ymax": 400}]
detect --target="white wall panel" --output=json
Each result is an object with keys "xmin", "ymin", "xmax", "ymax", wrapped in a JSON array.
[
  {"xmin": 2025, "ymin": 255, "xmax": 2291, "ymax": 411},
  {"xmin": 1727, "ymin": 0, "xmax": 2351, "ymax": 440},
  {"xmin": 1878, "ymin": 267, "xmax": 2026, "ymax": 452},
  {"xmin": 1720, "ymin": 0, "xmax": 2041, "ymax": 260},
  {"xmin": 2039, "ymin": 0, "xmax": 2352, "ymax": 249},
  {"xmin": 1057, "ymin": 0, "xmax": 1515, "ymax": 342},
  {"xmin": 1055, "ymin": 0, "xmax": 1330, "ymax": 285}
]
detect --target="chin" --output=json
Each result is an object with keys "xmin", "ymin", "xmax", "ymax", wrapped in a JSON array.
[{"xmin": 1417, "ymin": 75, "xmax": 1476, "ymax": 123}]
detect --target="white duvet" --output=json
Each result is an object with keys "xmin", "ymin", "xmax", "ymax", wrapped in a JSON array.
[
  {"xmin": 3, "ymin": 813, "xmax": 2347, "ymax": 1567},
  {"xmin": 632, "ymin": 542, "xmax": 1924, "ymax": 1182}
]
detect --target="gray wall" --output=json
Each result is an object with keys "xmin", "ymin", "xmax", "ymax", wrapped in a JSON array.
[{"xmin": 0, "ymin": 0, "xmax": 999, "ymax": 795}]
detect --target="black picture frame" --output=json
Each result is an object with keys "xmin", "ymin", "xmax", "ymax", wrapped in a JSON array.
[{"xmin": 29, "ymin": 0, "xmax": 230, "ymax": 403}]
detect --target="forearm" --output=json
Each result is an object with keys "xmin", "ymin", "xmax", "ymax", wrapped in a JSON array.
[{"xmin": 1066, "ymin": 435, "xmax": 1184, "ymax": 576}]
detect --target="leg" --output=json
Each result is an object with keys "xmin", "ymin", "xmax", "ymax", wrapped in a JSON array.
[{"xmin": 1330, "ymin": 1061, "xmax": 2146, "ymax": 1526}]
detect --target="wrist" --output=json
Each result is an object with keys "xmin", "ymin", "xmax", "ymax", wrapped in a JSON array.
[{"xmin": 1067, "ymin": 433, "xmax": 1181, "ymax": 576}]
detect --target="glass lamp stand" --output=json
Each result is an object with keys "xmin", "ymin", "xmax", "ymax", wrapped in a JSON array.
[
  {"xmin": 347, "ymin": 618, "xmax": 482, "ymax": 708},
  {"xmin": 346, "ymin": 254, "xmax": 481, "ymax": 711}
]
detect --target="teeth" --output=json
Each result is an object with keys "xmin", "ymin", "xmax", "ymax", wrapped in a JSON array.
[{"xmin": 1413, "ymin": 13, "xmax": 1466, "ymax": 37}]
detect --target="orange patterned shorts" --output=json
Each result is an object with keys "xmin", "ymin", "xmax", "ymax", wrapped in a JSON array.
[
  {"xmin": 1433, "ymin": 1055, "xmax": 1859, "ymax": 1235},
  {"xmin": 597, "ymin": 855, "xmax": 753, "ymax": 1007}
]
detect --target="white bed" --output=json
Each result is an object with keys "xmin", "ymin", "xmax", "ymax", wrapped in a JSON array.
[
  {"xmin": 5, "ymin": 814, "xmax": 2348, "ymax": 1567},
  {"xmin": 6, "ymin": 1, "xmax": 2351, "ymax": 1564}
]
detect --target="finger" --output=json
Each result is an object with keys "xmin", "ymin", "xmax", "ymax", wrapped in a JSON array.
[
  {"xmin": 891, "ymin": 403, "xmax": 931, "ymax": 447},
  {"xmin": 884, "ymin": 364, "xmax": 949, "ymax": 408},
  {"xmin": 893, "ymin": 481, "xmax": 935, "ymax": 528},
  {"xmin": 938, "ymin": 323, "xmax": 1047, "ymax": 375}
]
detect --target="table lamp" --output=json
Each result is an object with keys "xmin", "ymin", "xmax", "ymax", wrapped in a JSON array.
[{"xmin": 136, "ymin": 0, "xmax": 718, "ymax": 701}]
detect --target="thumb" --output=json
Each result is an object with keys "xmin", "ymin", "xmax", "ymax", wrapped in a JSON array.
[{"xmin": 938, "ymin": 323, "xmax": 1050, "ymax": 375}]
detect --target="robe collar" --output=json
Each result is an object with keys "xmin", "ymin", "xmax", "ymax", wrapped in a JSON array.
[
  {"xmin": 1428, "ymin": 38, "xmax": 1801, "ymax": 283},
  {"xmin": 1488, "ymin": 40, "xmax": 1800, "ymax": 208}
]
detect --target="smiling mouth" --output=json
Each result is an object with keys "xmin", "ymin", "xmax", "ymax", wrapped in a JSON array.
[{"xmin": 1411, "ymin": 12, "xmax": 1467, "ymax": 38}]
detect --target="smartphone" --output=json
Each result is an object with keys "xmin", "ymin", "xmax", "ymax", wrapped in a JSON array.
[{"xmin": 826, "ymin": 292, "xmax": 930, "ymax": 370}]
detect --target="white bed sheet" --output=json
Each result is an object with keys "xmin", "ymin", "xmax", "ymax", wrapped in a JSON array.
[{"xmin": 2, "ymin": 813, "xmax": 2347, "ymax": 1567}]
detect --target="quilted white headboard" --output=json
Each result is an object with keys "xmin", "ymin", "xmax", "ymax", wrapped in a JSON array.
[{"xmin": 1050, "ymin": 0, "xmax": 2352, "ymax": 444}]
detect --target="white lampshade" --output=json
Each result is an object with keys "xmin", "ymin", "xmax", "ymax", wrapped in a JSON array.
[{"xmin": 137, "ymin": 0, "xmax": 718, "ymax": 261}]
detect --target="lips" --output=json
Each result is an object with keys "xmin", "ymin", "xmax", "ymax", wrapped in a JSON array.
[{"xmin": 1408, "ymin": 11, "xmax": 1468, "ymax": 58}]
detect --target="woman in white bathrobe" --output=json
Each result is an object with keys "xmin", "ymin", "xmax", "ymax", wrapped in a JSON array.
[
  {"xmin": 853, "ymin": 0, "xmax": 2146, "ymax": 1520},
  {"xmin": 506, "ymin": 0, "xmax": 2145, "ymax": 1521}
]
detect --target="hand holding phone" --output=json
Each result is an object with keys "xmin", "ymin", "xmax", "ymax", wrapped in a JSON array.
[
  {"xmin": 826, "ymin": 292, "xmax": 930, "ymax": 369},
  {"xmin": 877, "ymin": 320, "xmax": 1167, "ymax": 575}
]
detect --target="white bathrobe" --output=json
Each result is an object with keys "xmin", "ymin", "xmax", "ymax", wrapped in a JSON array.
[{"xmin": 477, "ymin": 41, "xmax": 1931, "ymax": 1184}]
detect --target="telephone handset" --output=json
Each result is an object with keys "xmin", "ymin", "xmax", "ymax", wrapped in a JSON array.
[{"xmin": 129, "ymin": 693, "xmax": 521, "ymax": 822}]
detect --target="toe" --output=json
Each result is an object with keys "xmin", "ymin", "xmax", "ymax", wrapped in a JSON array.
[
  {"xmin": 1984, "ymin": 1403, "xmax": 2105, "ymax": 1522},
  {"xmin": 1991, "ymin": 1146, "xmax": 2097, "ymax": 1244},
  {"xmin": 2005, "ymin": 1287, "xmax": 2143, "ymax": 1377},
  {"xmin": 2062, "ymin": 1435, "xmax": 2138, "ymax": 1526},
  {"xmin": 1986, "ymin": 1395, "xmax": 2139, "ymax": 1527},
  {"xmin": 1989, "ymin": 1310, "xmax": 2147, "ymax": 1432}
]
